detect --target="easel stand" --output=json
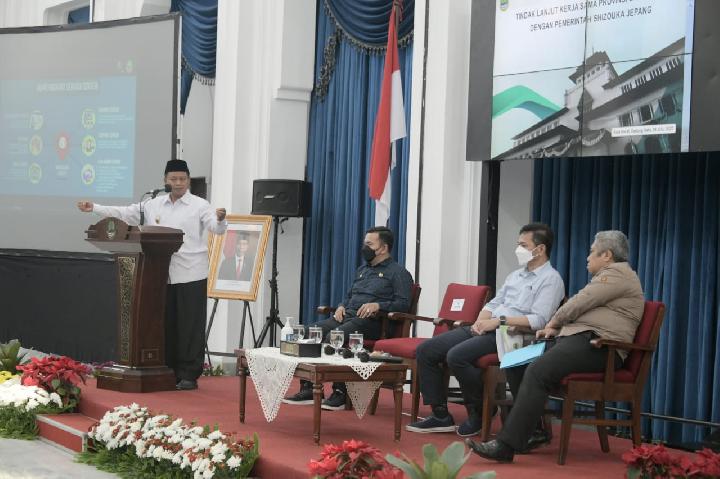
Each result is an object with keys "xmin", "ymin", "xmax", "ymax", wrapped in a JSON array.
[
  {"xmin": 205, "ymin": 297, "xmax": 256, "ymax": 368},
  {"xmin": 254, "ymin": 216, "xmax": 286, "ymax": 347}
]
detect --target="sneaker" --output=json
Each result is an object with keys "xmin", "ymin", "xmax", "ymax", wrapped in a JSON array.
[
  {"xmin": 282, "ymin": 386, "xmax": 316, "ymax": 405},
  {"xmin": 456, "ymin": 414, "xmax": 482, "ymax": 437},
  {"xmin": 405, "ymin": 414, "xmax": 456, "ymax": 433},
  {"xmin": 321, "ymin": 389, "xmax": 347, "ymax": 410}
]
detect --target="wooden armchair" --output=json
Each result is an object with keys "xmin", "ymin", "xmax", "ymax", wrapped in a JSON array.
[
  {"xmin": 315, "ymin": 283, "xmax": 421, "ymax": 350},
  {"xmin": 370, "ymin": 283, "xmax": 492, "ymax": 420},
  {"xmin": 555, "ymin": 300, "xmax": 666, "ymax": 464}
]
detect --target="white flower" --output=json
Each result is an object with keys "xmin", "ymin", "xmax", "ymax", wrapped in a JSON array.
[
  {"xmin": 227, "ymin": 455, "xmax": 242, "ymax": 469},
  {"xmin": 152, "ymin": 447, "xmax": 164, "ymax": 459},
  {"xmin": 25, "ymin": 399, "xmax": 39, "ymax": 411},
  {"xmin": 207, "ymin": 430, "xmax": 223, "ymax": 441},
  {"xmin": 209, "ymin": 441, "xmax": 228, "ymax": 459},
  {"xmin": 49, "ymin": 392, "xmax": 62, "ymax": 407},
  {"xmin": 195, "ymin": 438, "xmax": 212, "ymax": 451}
]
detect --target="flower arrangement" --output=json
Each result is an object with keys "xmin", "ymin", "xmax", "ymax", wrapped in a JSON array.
[
  {"xmin": 0, "ymin": 375, "xmax": 63, "ymax": 439},
  {"xmin": 309, "ymin": 439, "xmax": 403, "ymax": 479},
  {"xmin": 16, "ymin": 355, "xmax": 91, "ymax": 411},
  {"xmin": 79, "ymin": 403, "xmax": 259, "ymax": 479},
  {"xmin": 623, "ymin": 443, "xmax": 720, "ymax": 478},
  {"xmin": 202, "ymin": 362, "xmax": 225, "ymax": 377}
]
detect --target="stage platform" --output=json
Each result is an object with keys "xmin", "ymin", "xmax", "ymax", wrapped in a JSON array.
[{"xmin": 44, "ymin": 376, "xmax": 649, "ymax": 478}]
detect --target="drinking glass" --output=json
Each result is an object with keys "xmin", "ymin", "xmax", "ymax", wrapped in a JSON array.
[
  {"xmin": 348, "ymin": 332, "xmax": 363, "ymax": 355},
  {"xmin": 329, "ymin": 330, "xmax": 344, "ymax": 356},
  {"xmin": 293, "ymin": 325, "xmax": 305, "ymax": 341},
  {"xmin": 309, "ymin": 326, "xmax": 322, "ymax": 344}
]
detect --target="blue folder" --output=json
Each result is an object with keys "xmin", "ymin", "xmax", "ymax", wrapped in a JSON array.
[{"xmin": 500, "ymin": 342, "xmax": 546, "ymax": 369}]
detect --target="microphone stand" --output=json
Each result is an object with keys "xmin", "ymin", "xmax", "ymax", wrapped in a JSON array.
[
  {"xmin": 139, "ymin": 192, "xmax": 149, "ymax": 226},
  {"xmin": 139, "ymin": 187, "xmax": 166, "ymax": 226}
]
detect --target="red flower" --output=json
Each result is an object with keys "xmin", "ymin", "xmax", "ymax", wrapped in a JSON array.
[
  {"xmin": 16, "ymin": 355, "xmax": 91, "ymax": 409},
  {"xmin": 309, "ymin": 439, "xmax": 402, "ymax": 479},
  {"xmin": 625, "ymin": 444, "xmax": 720, "ymax": 479}
]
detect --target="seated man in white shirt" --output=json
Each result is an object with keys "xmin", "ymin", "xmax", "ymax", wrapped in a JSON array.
[
  {"xmin": 406, "ymin": 223, "xmax": 565, "ymax": 439},
  {"xmin": 77, "ymin": 159, "xmax": 227, "ymax": 390}
]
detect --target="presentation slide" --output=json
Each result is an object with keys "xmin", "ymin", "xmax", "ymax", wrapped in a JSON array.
[
  {"xmin": 491, "ymin": 0, "xmax": 695, "ymax": 160},
  {"xmin": 0, "ymin": 76, "xmax": 136, "ymax": 197},
  {"xmin": 0, "ymin": 16, "xmax": 178, "ymax": 253}
]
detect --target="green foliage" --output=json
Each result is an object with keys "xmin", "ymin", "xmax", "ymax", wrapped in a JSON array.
[
  {"xmin": 0, "ymin": 406, "xmax": 38, "ymax": 439},
  {"xmin": 0, "ymin": 403, "xmax": 65, "ymax": 440},
  {"xmin": 0, "ymin": 339, "xmax": 27, "ymax": 373},
  {"xmin": 385, "ymin": 442, "xmax": 496, "ymax": 479}
]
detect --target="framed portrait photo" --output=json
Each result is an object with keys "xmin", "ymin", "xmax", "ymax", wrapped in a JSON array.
[{"xmin": 208, "ymin": 214, "xmax": 272, "ymax": 301}]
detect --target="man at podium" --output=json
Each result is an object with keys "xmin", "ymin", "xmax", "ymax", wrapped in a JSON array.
[{"xmin": 77, "ymin": 159, "xmax": 227, "ymax": 391}]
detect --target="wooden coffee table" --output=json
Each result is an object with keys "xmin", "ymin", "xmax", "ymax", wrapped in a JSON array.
[{"xmin": 235, "ymin": 349, "xmax": 408, "ymax": 444}]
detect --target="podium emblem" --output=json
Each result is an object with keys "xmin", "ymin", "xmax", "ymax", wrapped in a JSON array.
[{"xmin": 107, "ymin": 219, "xmax": 117, "ymax": 240}]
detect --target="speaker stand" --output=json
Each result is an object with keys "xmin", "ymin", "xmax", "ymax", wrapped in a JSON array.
[{"xmin": 255, "ymin": 216, "xmax": 287, "ymax": 347}]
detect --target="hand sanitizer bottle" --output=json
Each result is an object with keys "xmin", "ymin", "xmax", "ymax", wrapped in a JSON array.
[{"xmin": 280, "ymin": 316, "xmax": 294, "ymax": 342}]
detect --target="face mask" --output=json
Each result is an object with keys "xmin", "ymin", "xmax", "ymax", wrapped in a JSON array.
[
  {"xmin": 361, "ymin": 245, "xmax": 377, "ymax": 263},
  {"xmin": 515, "ymin": 245, "xmax": 536, "ymax": 266}
]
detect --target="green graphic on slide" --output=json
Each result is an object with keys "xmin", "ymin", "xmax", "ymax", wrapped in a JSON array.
[{"xmin": 492, "ymin": 85, "xmax": 561, "ymax": 120}]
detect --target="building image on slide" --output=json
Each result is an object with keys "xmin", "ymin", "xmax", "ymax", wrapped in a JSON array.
[{"xmin": 493, "ymin": 38, "xmax": 688, "ymax": 160}]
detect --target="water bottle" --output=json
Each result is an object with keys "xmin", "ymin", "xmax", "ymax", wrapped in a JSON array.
[{"xmin": 280, "ymin": 316, "xmax": 294, "ymax": 342}]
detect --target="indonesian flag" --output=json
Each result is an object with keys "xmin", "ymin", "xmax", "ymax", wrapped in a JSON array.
[{"xmin": 368, "ymin": 3, "xmax": 406, "ymax": 227}]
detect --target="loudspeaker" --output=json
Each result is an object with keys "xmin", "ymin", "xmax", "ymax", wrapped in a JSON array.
[{"xmin": 251, "ymin": 179, "xmax": 311, "ymax": 217}]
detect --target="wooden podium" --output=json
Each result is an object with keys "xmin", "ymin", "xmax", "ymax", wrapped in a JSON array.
[{"xmin": 86, "ymin": 217, "xmax": 183, "ymax": 392}]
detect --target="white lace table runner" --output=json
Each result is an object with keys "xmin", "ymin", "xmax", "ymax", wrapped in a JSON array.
[{"xmin": 245, "ymin": 347, "xmax": 384, "ymax": 421}]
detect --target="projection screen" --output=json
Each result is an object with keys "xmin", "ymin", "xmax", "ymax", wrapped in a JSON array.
[{"xmin": 0, "ymin": 14, "xmax": 179, "ymax": 252}]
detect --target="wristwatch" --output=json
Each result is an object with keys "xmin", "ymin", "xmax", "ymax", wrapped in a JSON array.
[{"xmin": 498, "ymin": 315, "xmax": 507, "ymax": 326}]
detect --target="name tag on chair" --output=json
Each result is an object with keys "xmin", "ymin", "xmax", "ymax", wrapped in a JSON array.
[{"xmin": 450, "ymin": 299, "xmax": 465, "ymax": 312}]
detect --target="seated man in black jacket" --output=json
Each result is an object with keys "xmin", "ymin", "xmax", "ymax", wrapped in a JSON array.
[{"xmin": 283, "ymin": 226, "xmax": 413, "ymax": 410}]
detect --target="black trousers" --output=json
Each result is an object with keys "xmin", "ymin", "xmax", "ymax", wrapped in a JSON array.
[
  {"xmin": 497, "ymin": 332, "xmax": 621, "ymax": 451},
  {"xmin": 165, "ymin": 279, "xmax": 207, "ymax": 382},
  {"xmin": 416, "ymin": 326, "xmax": 498, "ymax": 408}
]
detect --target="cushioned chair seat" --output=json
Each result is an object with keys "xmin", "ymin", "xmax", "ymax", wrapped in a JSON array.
[
  {"xmin": 373, "ymin": 337, "xmax": 424, "ymax": 358},
  {"xmin": 474, "ymin": 353, "xmax": 500, "ymax": 369},
  {"xmin": 560, "ymin": 369, "xmax": 634, "ymax": 385}
]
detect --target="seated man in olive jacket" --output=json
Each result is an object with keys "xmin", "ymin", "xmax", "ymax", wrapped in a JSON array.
[{"xmin": 467, "ymin": 230, "xmax": 645, "ymax": 463}]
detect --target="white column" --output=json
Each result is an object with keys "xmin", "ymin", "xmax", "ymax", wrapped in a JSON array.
[
  {"xmin": 209, "ymin": 0, "xmax": 316, "ymax": 358},
  {"xmin": 406, "ymin": 0, "xmax": 483, "ymax": 337}
]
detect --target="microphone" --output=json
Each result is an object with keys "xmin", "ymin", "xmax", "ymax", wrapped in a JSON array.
[
  {"xmin": 148, "ymin": 184, "xmax": 172, "ymax": 199},
  {"xmin": 139, "ymin": 185, "xmax": 171, "ymax": 225}
]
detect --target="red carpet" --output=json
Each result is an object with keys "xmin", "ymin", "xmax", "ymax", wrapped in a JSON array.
[{"xmin": 79, "ymin": 376, "xmax": 637, "ymax": 478}]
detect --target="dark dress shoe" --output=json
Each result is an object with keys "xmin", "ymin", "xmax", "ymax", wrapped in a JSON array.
[
  {"xmin": 465, "ymin": 439, "xmax": 514, "ymax": 463},
  {"xmin": 176, "ymin": 379, "xmax": 198, "ymax": 390},
  {"xmin": 516, "ymin": 429, "xmax": 552, "ymax": 454}
]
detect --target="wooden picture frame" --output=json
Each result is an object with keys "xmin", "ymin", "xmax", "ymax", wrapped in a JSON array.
[{"xmin": 208, "ymin": 214, "xmax": 272, "ymax": 301}]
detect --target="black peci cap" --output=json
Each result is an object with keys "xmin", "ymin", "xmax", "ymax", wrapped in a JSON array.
[{"xmin": 164, "ymin": 159, "xmax": 190, "ymax": 175}]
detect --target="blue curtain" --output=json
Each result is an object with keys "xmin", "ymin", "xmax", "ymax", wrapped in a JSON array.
[
  {"xmin": 301, "ymin": 0, "xmax": 414, "ymax": 326},
  {"xmin": 533, "ymin": 153, "xmax": 720, "ymax": 445},
  {"xmin": 170, "ymin": 0, "xmax": 217, "ymax": 114}
]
